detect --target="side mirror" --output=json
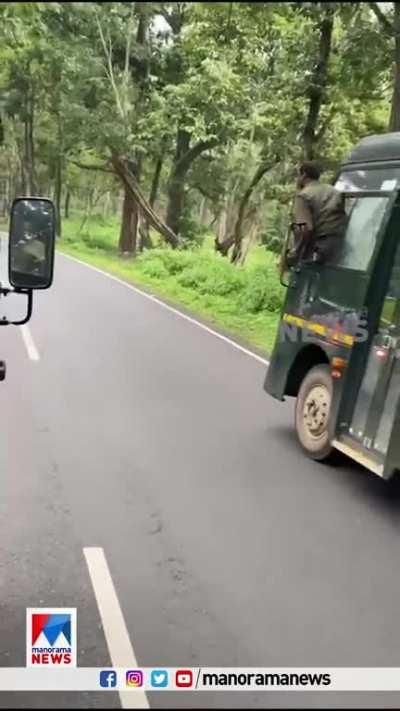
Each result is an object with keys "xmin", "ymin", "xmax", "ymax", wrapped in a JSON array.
[{"xmin": 8, "ymin": 197, "xmax": 56, "ymax": 290}]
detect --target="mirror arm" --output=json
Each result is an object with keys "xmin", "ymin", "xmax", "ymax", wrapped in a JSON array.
[
  {"xmin": 0, "ymin": 287, "xmax": 33, "ymax": 326},
  {"xmin": 12, "ymin": 288, "xmax": 33, "ymax": 325}
]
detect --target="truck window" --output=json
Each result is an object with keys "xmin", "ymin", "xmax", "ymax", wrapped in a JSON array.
[
  {"xmin": 335, "ymin": 168, "xmax": 400, "ymax": 192},
  {"xmin": 328, "ymin": 196, "xmax": 389, "ymax": 272}
]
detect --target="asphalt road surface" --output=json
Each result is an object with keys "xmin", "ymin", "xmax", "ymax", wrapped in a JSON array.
[{"xmin": 1, "ymin": 249, "xmax": 400, "ymax": 709}]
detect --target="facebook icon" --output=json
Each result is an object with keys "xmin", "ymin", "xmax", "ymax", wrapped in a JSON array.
[{"xmin": 100, "ymin": 670, "xmax": 117, "ymax": 688}]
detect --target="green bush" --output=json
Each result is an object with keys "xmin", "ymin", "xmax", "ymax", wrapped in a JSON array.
[
  {"xmin": 81, "ymin": 232, "xmax": 115, "ymax": 252},
  {"xmin": 176, "ymin": 257, "xmax": 245, "ymax": 296},
  {"xmin": 62, "ymin": 215, "xmax": 284, "ymax": 318},
  {"xmin": 140, "ymin": 256, "xmax": 169, "ymax": 279},
  {"xmin": 239, "ymin": 265, "xmax": 283, "ymax": 313},
  {"xmin": 202, "ymin": 264, "xmax": 245, "ymax": 296},
  {"xmin": 149, "ymin": 249, "xmax": 195, "ymax": 275},
  {"xmin": 60, "ymin": 213, "xmax": 286, "ymax": 354},
  {"xmin": 260, "ymin": 201, "xmax": 288, "ymax": 255},
  {"xmin": 176, "ymin": 264, "xmax": 209, "ymax": 289},
  {"xmin": 178, "ymin": 211, "xmax": 208, "ymax": 246},
  {"xmin": 62, "ymin": 232, "xmax": 79, "ymax": 246}
]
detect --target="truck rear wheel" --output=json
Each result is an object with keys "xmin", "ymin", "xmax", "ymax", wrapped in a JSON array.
[{"xmin": 295, "ymin": 364, "xmax": 334, "ymax": 461}]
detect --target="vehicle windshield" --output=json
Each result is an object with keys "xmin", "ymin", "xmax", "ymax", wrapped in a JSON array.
[
  {"xmin": 328, "ymin": 195, "xmax": 390, "ymax": 271},
  {"xmin": 335, "ymin": 167, "xmax": 400, "ymax": 192}
]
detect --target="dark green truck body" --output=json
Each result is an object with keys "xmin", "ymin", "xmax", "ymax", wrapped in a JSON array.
[{"xmin": 264, "ymin": 133, "xmax": 400, "ymax": 478}]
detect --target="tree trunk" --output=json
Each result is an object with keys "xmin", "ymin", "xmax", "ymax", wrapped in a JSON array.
[
  {"xmin": 215, "ymin": 175, "xmax": 242, "ymax": 253},
  {"xmin": 111, "ymin": 194, "xmax": 119, "ymax": 215},
  {"xmin": 303, "ymin": 5, "xmax": 334, "ymax": 159},
  {"xmin": 149, "ymin": 154, "xmax": 163, "ymax": 208},
  {"xmin": 19, "ymin": 146, "xmax": 27, "ymax": 196},
  {"xmin": 111, "ymin": 155, "xmax": 179, "ymax": 247},
  {"xmin": 166, "ymin": 130, "xmax": 217, "ymax": 236},
  {"xmin": 102, "ymin": 191, "xmax": 111, "ymax": 218},
  {"xmin": 199, "ymin": 197, "xmax": 207, "ymax": 225},
  {"xmin": 7, "ymin": 167, "xmax": 14, "ymax": 211},
  {"xmin": 215, "ymin": 234, "xmax": 235, "ymax": 257},
  {"xmin": 390, "ymin": 2, "xmax": 400, "ymax": 130},
  {"xmin": 134, "ymin": 3, "xmax": 150, "ymax": 89},
  {"xmin": 166, "ymin": 129, "xmax": 190, "ymax": 236},
  {"xmin": 47, "ymin": 80, "xmax": 68, "ymax": 231},
  {"xmin": 65, "ymin": 190, "xmax": 71, "ymax": 219},
  {"xmin": 24, "ymin": 86, "xmax": 37, "ymax": 194},
  {"xmin": 138, "ymin": 214, "xmax": 153, "ymax": 251},
  {"xmin": 166, "ymin": 170, "xmax": 186, "ymax": 237},
  {"xmin": 215, "ymin": 206, "xmax": 239, "ymax": 256},
  {"xmin": 139, "ymin": 153, "xmax": 164, "ymax": 251},
  {"xmin": 216, "ymin": 160, "xmax": 276, "ymax": 262},
  {"xmin": 214, "ymin": 162, "xmax": 274, "ymax": 262},
  {"xmin": 27, "ymin": 111, "xmax": 36, "ymax": 193},
  {"xmin": 230, "ymin": 163, "xmax": 272, "ymax": 264},
  {"xmin": 118, "ymin": 187, "xmax": 139, "ymax": 255},
  {"xmin": 54, "ymin": 154, "xmax": 62, "ymax": 237},
  {"xmin": 79, "ymin": 188, "xmax": 95, "ymax": 232},
  {"xmin": 236, "ymin": 218, "xmax": 259, "ymax": 266}
]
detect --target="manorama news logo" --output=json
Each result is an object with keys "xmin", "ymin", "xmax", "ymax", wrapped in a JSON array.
[{"xmin": 26, "ymin": 608, "xmax": 77, "ymax": 666}]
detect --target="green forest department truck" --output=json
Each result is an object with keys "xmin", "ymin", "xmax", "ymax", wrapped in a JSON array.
[{"xmin": 264, "ymin": 133, "xmax": 400, "ymax": 479}]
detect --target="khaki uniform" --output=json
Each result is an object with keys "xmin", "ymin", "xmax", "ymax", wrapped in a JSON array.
[{"xmin": 294, "ymin": 180, "xmax": 347, "ymax": 261}]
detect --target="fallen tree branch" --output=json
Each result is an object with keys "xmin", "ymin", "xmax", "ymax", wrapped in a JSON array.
[{"xmin": 111, "ymin": 155, "xmax": 180, "ymax": 248}]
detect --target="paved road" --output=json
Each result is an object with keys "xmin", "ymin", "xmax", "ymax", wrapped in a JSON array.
[{"xmin": 1, "ymin": 251, "xmax": 400, "ymax": 708}]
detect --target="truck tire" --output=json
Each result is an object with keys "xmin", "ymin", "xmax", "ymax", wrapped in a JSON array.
[{"xmin": 295, "ymin": 364, "xmax": 334, "ymax": 461}]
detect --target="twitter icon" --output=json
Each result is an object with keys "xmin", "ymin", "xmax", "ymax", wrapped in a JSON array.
[{"xmin": 150, "ymin": 669, "xmax": 169, "ymax": 688}]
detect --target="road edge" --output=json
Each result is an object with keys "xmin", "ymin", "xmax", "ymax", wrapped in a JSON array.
[{"xmin": 58, "ymin": 249, "xmax": 270, "ymax": 367}]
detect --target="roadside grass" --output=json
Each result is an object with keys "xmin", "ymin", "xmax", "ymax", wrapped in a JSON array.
[{"xmin": 59, "ymin": 214, "xmax": 283, "ymax": 355}]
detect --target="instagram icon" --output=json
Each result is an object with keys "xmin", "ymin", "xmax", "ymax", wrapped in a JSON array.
[{"xmin": 126, "ymin": 670, "xmax": 143, "ymax": 687}]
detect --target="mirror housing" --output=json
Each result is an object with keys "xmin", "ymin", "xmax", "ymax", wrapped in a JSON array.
[{"xmin": 8, "ymin": 197, "xmax": 56, "ymax": 290}]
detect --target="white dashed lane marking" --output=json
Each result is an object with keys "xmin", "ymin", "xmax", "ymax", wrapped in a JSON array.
[
  {"xmin": 84, "ymin": 547, "xmax": 150, "ymax": 709},
  {"xmin": 20, "ymin": 325, "xmax": 40, "ymax": 362}
]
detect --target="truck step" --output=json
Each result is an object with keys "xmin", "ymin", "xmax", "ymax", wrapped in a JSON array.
[{"xmin": 332, "ymin": 437, "xmax": 384, "ymax": 477}]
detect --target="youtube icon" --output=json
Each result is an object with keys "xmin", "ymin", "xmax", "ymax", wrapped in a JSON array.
[{"xmin": 175, "ymin": 669, "xmax": 193, "ymax": 688}]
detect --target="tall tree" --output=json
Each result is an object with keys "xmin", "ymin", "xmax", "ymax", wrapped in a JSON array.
[
  {"xmin": 117, "ymin": 1, "xmax": 150, "ymax": 255},
  {"xmin": 157, "ymin": 2, "xmax": 254, "ymax": 237},
  {"xmin": 369, "ymin": 2, "xmax": 400, "ymax": 131},
  {"xmin": 302, "ymin": 3, "xmax": 335, "ymax": 159}
]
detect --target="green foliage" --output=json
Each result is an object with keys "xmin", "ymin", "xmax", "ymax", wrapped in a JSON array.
[
  {"xmin": 140, "ymin": 257, "xmax": 169, "ymax": 279},
  {"xmin": 178, "ymin": 211, "xmax": 209, "ymax": 246},
  {"xmin": 60, "ymin": 216, "xmax": 285, "ymax": 352},
  {"xmin": 63, "ymin": 215, "xmax": 119, "ymax": 252},
  {"xmin": 167, "ymin": 245, "xmax": 284, "ymax": 314},
  {"xmin": 67, "ymin": 214, "xmax": 285, "ymax": 317},
  {"xmin": 0, "ymin": 0, "xmax": 397, "ymax": 355},
  {"xmin": 238, "ymin": 264, "xmax": 282, "ymax": 313},
  {"xmin": 176, "ymin": 256, "xmax": 245, "ymax": 296},
  {"xmin": 260, "ymin": 201, "xmax": 288, "ymax": 255},
  {"xmin": 142, "ymin": 248, "xmax": 195, "ymax": 275}
]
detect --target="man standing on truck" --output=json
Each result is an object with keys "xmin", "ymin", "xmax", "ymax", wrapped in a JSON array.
[{"xmin": 287, "ymin": 160, "xmax": 347, "ymax": 265}]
